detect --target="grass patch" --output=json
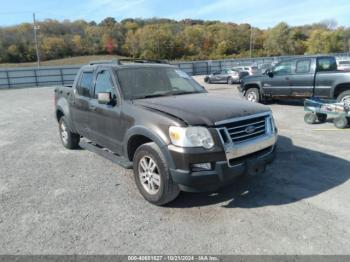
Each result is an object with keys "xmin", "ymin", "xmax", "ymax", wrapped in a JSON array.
[{"xmin": 0, "ymin": 55, "xmax": 127, "ymax": 68}]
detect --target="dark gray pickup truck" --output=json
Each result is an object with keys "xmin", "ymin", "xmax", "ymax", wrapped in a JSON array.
[
  {"xmin": 55, "ymin": 59, "xmax": 277, "ymax": 205},
  {"xmin": 239, "ymin": 56, "xmax": 350, "ymax": 103}
]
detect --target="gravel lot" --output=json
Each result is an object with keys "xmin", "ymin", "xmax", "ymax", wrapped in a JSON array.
[{"xmin": 0, "ymin": 76, "xmax": 350, "ymax": 255}]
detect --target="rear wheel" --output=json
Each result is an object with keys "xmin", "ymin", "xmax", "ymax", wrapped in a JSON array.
[
  {"xmin": 304, "ymin": 112, "xmax": 317, "ymax": 124},
  {"xmin": 227, "ymin": 77, "xmax": 234, "ymax": 85},
  {"xmin": 334, "ymin": 116, "xmax": 348, "ymax": 129},
  {"xmin": 133, "ymin": 142, "xmax": 180, "ymax": 205},
  {"xmin": 336, "ymin": 90, "xmax": 350, "ymax": 103},
  {"xmin": 245, "ymin": 88, "xmax": 260, "ymax": 103},
  {"xmin": 316, "ymin": 113, "xmax": 327, "ymax": 123},
  {"xmin": 59, "ymin": 116, "xmax": 80, "ymax": 149}
]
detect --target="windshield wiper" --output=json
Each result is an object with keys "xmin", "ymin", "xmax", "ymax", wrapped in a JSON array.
[
  {"xmin": 133, "ymin": 91, "xmax": 174, "ymax": 99},
  {"xmin": 172, "ymin": 91, "xmax": 202, "ymax": 96}
]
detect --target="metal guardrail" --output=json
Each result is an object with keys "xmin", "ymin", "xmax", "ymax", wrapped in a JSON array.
[{"xmin": 0, "ymin": 53, "xmax": 349, "ymax": 89}]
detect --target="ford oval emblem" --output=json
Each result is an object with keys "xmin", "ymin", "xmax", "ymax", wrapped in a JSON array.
[{"xmin": 245, "ymin": 125, "xmax": 256, "ymax": 134}]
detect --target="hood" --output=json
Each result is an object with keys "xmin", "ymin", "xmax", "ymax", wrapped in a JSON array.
[{"xmin": 133, "ymin": 93, "xmax": 270, "ymax": 126}]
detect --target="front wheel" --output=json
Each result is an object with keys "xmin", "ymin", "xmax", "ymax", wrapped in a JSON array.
[
  {"xmin": 227, "ymin": 77, "xmax": 234, "ymax": 85},
  {"xmin": 304, "ymin": 112, "xmax": 317, "ymax": 124},
  {"xmin": 133, "ymin": 142, "xmax": 180, "ymax": 206},
  {"xmin": 245, "ymin": 88, "xmax": 260, "ymax": 103}
]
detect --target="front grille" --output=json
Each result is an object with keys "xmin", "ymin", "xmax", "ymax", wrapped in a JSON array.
[{"xmin": 218, "ymin": 115, "xmax": 267, "ymax": 144}]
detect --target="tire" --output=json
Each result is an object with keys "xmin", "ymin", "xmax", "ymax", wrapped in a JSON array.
[
  {"xmin": 316, "ymin": 113, "xmax": 327, "ymax": 123},
  {"xmin": 204, "ymin": 76, "xmax": 209, "ymax": 83},
  {"xmin": 245, "ymin": 88, "xmax": 260, "ymax": 103},
  {"xmin": 133, "ymin": 142, "xmax": 180, "ymax": 206},
  {"xmin": 334, "ymin": 116, "xmax": 348, "ymax": 129},
  {"xmin": 227, "ymin": 77, "xmax": 234, "ymax": 85},
  {"xmin": 304, "ymin": 112, "xmax": 317, "ymax": 124},
  {"xmin": 336, "ymin": 90, "xmax": 350, "ymax": 103},
  {"xmin": 58, "ymin": 116, "xmax": 80, "ymax": 149}
]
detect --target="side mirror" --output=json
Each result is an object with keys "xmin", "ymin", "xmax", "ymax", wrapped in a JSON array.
[
  {"xmin": 97, "ymin": 92, "xmax": 112, "ymax": 104},
  {"xmin": 267, "ymin": 70, "xmax": 274, "ymax": 78}
]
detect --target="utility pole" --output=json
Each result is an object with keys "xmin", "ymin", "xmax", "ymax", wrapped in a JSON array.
[
  {"xmin": 33, "ymin": 13, "xmax": 40, "ymax": 67},
  {"xmin": 249, "ymin": 26, "xmax": 253, "ymax": 58}
]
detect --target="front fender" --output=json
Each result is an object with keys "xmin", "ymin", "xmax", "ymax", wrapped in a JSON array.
[{"xmin": 123, "ymin": 126, "xmax": 176, "ymax": 169}]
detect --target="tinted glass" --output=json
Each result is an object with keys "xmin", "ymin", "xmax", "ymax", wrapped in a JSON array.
[
  {"xmin": 77, "ymin": 72, "xmax": 93, "ymax": 97},
  {"xmin": 273, "ymin": 61, "xmax": 295, "ymax": 75},
  {"xmin": 317, "ymin": 57, "xmax": 337, "ymax": 71},
  {"xmin": 94, "ymin": 70, "xmax": 114, "ymax": 98},
  {"xmin": 296, "ymin": 59, "xmax": 311, "ymax": 73},
  {"xmin": 116, "ymin": 67, "xmax": 205, "ymax": 99}
]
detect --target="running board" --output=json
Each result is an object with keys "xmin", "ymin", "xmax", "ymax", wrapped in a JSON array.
[{"xmin": 80, "ymin": 140, "xmax": 133, "ymax": 169}]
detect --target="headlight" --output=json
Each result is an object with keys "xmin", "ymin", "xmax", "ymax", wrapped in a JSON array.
[
  {"xmin": 169, "ymin": 126, "xmax": 214, "ymax": 149},
  {"xmin": 270, "ymin": 114, "xmax": 277, "ymax": 133}
]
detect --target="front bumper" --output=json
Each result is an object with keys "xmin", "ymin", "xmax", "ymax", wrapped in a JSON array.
[{"xmin": 168, "ymin": 134, "xmax": 277, "ymax": 192}]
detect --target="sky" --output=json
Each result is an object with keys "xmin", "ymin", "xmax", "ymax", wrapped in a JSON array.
[{"xmin": 0, "ymin": 0, "xmax": 349, "ymax": 28}]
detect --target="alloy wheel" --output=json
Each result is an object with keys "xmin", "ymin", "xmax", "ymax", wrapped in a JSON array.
[{"xmin": 138, "ymin": 156, "xmax": 161, "ymax": 195}]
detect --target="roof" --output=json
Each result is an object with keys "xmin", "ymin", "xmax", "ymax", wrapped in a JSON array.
[{"xmin": 81, "ymin": 59, "xmax": 175, "ymax": 70}]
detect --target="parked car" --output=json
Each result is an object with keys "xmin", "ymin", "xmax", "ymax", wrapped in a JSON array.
[
  {"xmin": 204, "ymin": 69, "xmax": 245, "ymax": 84},
  {"xmin": 239, "ymin": 56, "xmax": 350, "ymax": 103},
  {"xmin": 256, "ymin": 63, "xmax": 274, "ymax": 75},
  {"xmin": 337, "ymin": 60, "xmax": 350, "ymax": 71},
  {"xmin": 232, "ymin": 66, "xmax": 258, "ymax": 75},
  {"xmin": 55, "ymin": 59, "xmax": 278, "ymax": 205}
]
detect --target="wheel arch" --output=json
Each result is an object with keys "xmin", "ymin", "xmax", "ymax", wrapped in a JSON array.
[
  {"xmin": 124, "ymin": 126, "xmax": 176, "ymax": 169},
  {"xmin": 55, "ymin": 98, "xmax": 77, "ymax": 133},
  {"xmin": 333, "ymin": 83, "xmax": 350, "ymax": 99}
]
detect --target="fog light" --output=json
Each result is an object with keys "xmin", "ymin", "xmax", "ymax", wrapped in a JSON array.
[{"xmin": 192, "ymin": 163, "xmax": 212, "ymax": 171}]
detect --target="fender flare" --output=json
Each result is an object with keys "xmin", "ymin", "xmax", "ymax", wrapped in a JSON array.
[
  {"xmin": 56, "ymin": 98, "xmax": 77, "ymax": 133},
  {"xmin": 123, "ymin": 126, "xmax": 176, "ymax": 169}
]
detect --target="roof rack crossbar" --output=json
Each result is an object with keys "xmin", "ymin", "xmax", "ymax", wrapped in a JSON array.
[
  {"xmin": 88, "ymin": 58, "xmax": 169, "ymax": 66},
  {"xmin": 117, "ymin": 58, "xmax": 169, "ymax": 65},
  {"xmin": 88, "ymin": 59, "xmax": 119, "ymax": 65}
]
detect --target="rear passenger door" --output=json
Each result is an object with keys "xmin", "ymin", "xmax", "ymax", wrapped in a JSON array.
[
  {"xmin": 88, "ymin": 68, "xmax": 123, "ymax": 154},
  {"xmin": 70, "ymin": 70, "xmax": 94, "ymax": 137},
  {"xmin": 290, "ymin": 59, "xmax": 314, "ymax": 97}
]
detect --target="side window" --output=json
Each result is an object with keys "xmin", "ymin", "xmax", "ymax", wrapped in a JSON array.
[
  {"xmin": 296, "ymin": 59, "xmax": 311, "ymax": 73},
  {"xmin": 77, "ymin": 72, "xmax": 93, "ymax": 97},
  {"xmin": 273, "ymin": 61, "xmax": 295, "ymax": 75},
  {"xmin": 317, "ymin": 57, "xmax": 337, "ymax": 71},
  {"xmin": 94, "ymin": 70, "xmax": 114, "ymax": 98}
]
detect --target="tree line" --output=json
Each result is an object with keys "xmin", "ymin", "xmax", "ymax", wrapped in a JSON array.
[{"xmin": 0, "ymin": 17, "xmax": 349, "ymax": 63}]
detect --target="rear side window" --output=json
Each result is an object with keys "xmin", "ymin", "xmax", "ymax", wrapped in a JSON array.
[
  {"xmin": 94, "ymin": 70, "xmax": 114, "ymax": 97},
  {"xmin": 317, "ymin": 57, "xmax": 337, "ymax": 71},
  {"xmin": 296, "ymin": 59, "xmax": 311, "ymax": 73},
  {"xmin": 77, "ymin": 72, "xmax": 93, "ymax": 97}
]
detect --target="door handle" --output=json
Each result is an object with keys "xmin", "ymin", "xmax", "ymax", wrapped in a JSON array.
[{"xmin": 89, "ymin": 105, "xmax": 96, "ymax": 111}]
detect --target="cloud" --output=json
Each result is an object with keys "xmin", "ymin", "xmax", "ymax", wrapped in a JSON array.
[{"xmin": 81, "ymin": 0, "xmax": 152, "ymax": 21}]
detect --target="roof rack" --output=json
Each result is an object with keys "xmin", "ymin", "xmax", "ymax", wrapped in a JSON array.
[
  {"xmin": 88, "ymin": 59, "xmax": 119, "ymax": 65},
  {"xmin": 117, "ymin": 58, "xmax": 169, "ymax": 64},
  {"xmin": 88, "ymin": 58, "xmax": 169, "ymax": 66}
]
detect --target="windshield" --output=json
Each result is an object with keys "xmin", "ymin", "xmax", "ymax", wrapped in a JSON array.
[{"xmin": 116, "ymin": 67, "xmax": 205, "ymax": 99}]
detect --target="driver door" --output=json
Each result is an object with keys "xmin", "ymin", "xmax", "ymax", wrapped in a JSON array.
[
  {"xmin": 88, "ymin": 68, "xmax": 123, "ymax": 154},
  {"xmin": 263, "ymin": 60, "xmax": 296, "ymax": 96}
]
